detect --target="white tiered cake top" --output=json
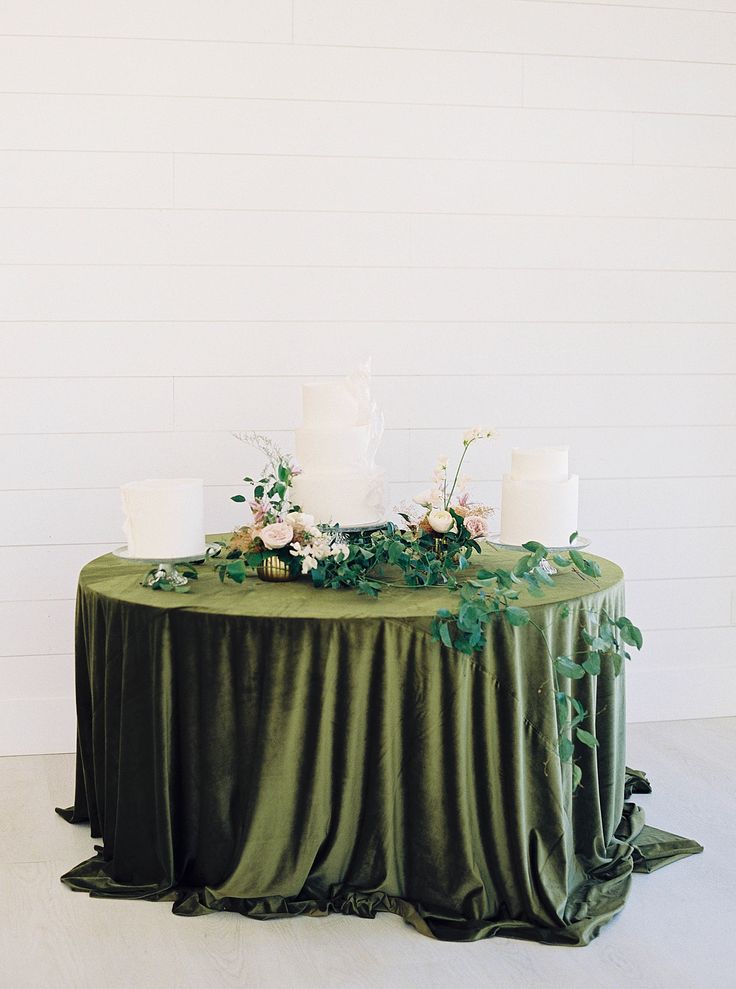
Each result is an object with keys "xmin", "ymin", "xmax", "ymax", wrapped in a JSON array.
[
  {"xmin": 510, "ymin": 446, "xmax": 569, "ymax": 482},
  {"xmin": 291, "ymin": 370, "xmax": 386, "ymax": 526},
  {"xmin": 302, "ymin": 381, "xmax": 367, "ymax": 427},
  {"xmin": 499, "ymin": 445, "xmax": 579, "ymax": 547}
]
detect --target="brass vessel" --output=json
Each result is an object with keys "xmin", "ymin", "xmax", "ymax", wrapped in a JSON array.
[{"xmin": 256, "ymin": 555, "xmax": 298, "ymax": 582}]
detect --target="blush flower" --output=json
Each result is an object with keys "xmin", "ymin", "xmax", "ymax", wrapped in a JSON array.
[
  {"xmin": 259, "ymin": 521, "xmax": 294, "ymax": 550},
  {"xmin": 463, "ymin": 514, "xmax": 487, "ymax": 539}
]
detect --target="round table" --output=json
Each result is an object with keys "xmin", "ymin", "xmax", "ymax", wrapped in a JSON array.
[{"xmin": 57, "ymin": 542, "xmax": 701, "ymax": 945}]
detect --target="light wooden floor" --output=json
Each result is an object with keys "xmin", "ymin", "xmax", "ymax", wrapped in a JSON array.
[{"xmin": 1, "ymin": 718, "xmax": 734, "ymax": 989}]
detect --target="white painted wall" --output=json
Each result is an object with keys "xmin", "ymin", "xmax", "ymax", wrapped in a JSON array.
[{"xmin": 1, "ymin": 1, "xmax": 734, "ymax": 755}]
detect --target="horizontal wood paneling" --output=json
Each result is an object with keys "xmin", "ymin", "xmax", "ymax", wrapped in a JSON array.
[
  {"xmin": 587, "ymin": 528, "xmax": 736, "ymax": 580},
  {"xmin": 2, "ymin": 477, "xmax": 733, "ymax": 547},
  {"xmin": 0, "ymin": 1, "xmax": 292, "ymax": 42},
  {"xmin": 173, "ymin": 156, "xmax": 736, "ymax": 219},
  {"xmin": 629, "ymin": 627, "xmax": 736, "ymax": 673},
  {"xmin": 0, "ymin": 378, "xmax": 173, "ymax": 433},
  {"xmin": 3, "ymin": 268, "xmax": 736, "ymax": 322},
  {"xmin": 0, "ymin": 602, "xmax": 73, "ymax": 657},
  {"xmin": 634, "ymin": 114, "xmax": 736, "ymax": 168},
  {"xmin": 524, "ymin": 56, "xmax": 736, "ymax": 115},
  {"xmin": 0, "ymin": 37, "xmax": 524, "ymax": 107},
  {"xmin": 624, "ymin": 577, "xmax": 736, "ymax": 631},
  {"xmin": 294, "ymin": 0, "xmax": 736, "ymax": 63},
  {"xmin": 0, "ymin": 697, "xmax": 75, "ymax": 756},
  {"xmin": 0, "ymin": 487, "xmax": 249, "ymax": 546},
  {"xmin": 0, "ymin": 151, "xmax": 172, "ymax": 208},
  {"xmin": 2, "ymin": 326, "xmax": 734, "ymax": 377},
  {"xmin": 0, "ymin": 545, "xmax": 114, "ymax": 601},
  {"xmin": 0, "ymin": 94, "xmax": 633, "ymax": 162},
  {"xmin": 626, "ymin": 666, "xmax": 736, "ymax": 722},
  {"xmin": 1, "ymin": 426, "xmax": 732, "ymax": 492},
  {"xmin": 3, "ymin": 210, "xmax": 735, "ymax": 270},
  {"xmin": 173, "ymin": 375, "xmax": 736, "ymax": 431},
  {"xmin": 407, "ymin": 424, "xmax": 736, "ymax": 479},
  {"xmin": 0, "ymin": 654, "xmax": 73, "ymax": 700}
]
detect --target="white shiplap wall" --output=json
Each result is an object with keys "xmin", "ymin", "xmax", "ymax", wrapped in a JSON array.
[{"xmin": 1, "ymin": 1, "xmax": 735, "ymax": 755}]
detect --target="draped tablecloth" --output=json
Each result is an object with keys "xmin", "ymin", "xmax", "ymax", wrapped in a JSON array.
[{"xmin": 57, "ymin": 543, "xmax": 701, "ymax": 945}]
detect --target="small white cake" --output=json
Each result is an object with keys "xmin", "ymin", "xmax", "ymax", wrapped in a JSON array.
[
  {"xmin": 500, "ymin": 447, "xmax": 579, "ymax": 547},
  {"xmin": 121, "ymin": 478, "xmax": 205, "ymax": 558},
  {"xmin": 291, "ymin": 373, "xmax": 386, "ymax": 527}
]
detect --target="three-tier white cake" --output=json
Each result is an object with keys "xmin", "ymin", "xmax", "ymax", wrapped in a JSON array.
[
  {"xmin": 290, "ymin": 373, "xmax": 386, "ymax": 527},
  {"xmin": 500, "ymin": 447, "xmax": 579, "ymax": 547}
]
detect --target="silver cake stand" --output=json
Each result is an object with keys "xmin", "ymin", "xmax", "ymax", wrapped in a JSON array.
[
  {"xmin": 486, "ymin": 535, "xmax": 591, "ymax": 575},
  {"xmin": 113, "ymin": 543, "xmax": 221, "ymax": 589}
]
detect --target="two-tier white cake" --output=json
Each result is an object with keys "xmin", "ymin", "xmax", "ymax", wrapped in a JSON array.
[
  {"xmin": 500, "ymin": 447, "xmax": 579, "ymax": 547},
  {"xmin": 121, "ymin": 478, "xmax": 206, "ymax": 558},
  {"xmin": 290, "ymin": 373, "xmax": 386, "ymax": 527}
]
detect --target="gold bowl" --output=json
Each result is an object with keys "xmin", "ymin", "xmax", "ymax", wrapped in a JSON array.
[{"xmin": 256, "ymin": 556, "xmax": 299, "ymax": 582}]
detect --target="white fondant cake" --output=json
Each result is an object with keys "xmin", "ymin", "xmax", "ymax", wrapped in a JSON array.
[
  {"xmin": 121, "ymin": 478, "xmax": 205, "ymax": 558},
  {"xmin": 500, "ymin": 447, "xmax": 579, "ymax": 547},
  {"xmin": 291, "ymin": 375, "xmax": 386, "ymax": 527}
]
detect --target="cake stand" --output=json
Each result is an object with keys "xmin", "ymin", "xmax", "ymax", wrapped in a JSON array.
[
  {"xmin": 113, "ymin": 543, "xmax": 221, "ymax": 589},
  {"xmin": 486, "ymin": 535, "xmax": 591, "ymax": 575}
]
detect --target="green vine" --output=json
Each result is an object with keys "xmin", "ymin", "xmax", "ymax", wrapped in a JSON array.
[{"xmin": 216, "ymin": 433, "xmax": 642, "ymax": 790}]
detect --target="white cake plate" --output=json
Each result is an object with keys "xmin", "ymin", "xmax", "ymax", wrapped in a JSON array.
[
  {"xmin": 486, "ymin": 535, "xmax": 590, "ymax": 576},
  {"xmin": 113, "ymin": 543, "xmax": 220, "ymax": 588},
  {"xmin": 486, "ymin": 535, "xmax": 591, "ymax": 553},
  {"xmin": 319, "ymin": 521, "xmax": 389, "ymax": 536}
]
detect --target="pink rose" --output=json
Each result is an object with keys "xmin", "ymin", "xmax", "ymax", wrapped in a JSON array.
[
  {"xmin": 463, "ymin": 515, "xmax": 487, "ymax": 539},
  {"xmin": 259, "ymin": 522, "xmax": 294, "ymax": 550}
]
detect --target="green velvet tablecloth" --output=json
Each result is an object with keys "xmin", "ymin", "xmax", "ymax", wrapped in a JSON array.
[{"xmin": 57, "ymin": 542, "xmax": 702, "ymax": 945}]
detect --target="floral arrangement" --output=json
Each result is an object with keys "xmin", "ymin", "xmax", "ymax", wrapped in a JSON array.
[
  {"xmin": 217, "ymin": 432, "xmax": 349, "ymax": 582},
  {"xmin": 406, "ymin": 425, "xmax": 495, "ymax": 542}
]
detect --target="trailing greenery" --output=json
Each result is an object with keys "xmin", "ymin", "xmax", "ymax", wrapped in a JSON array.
[{"xmin": 217, "ymin": 518, "xmax": 642, "ymax": 788}]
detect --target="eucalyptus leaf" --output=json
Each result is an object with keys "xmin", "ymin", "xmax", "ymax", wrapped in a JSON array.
[
  {"xmin": 505, "ymin": 606, "xmax": 531, "ymax": 627},
  {"xmin": 439, "ymin": 622, "xmax": 453, "ymax": 649},
  {"xmin": 572, "ymin": 763, "xmax": 583, "ymax": 790},
  {"xmin": 558, "ymin": 735, "xmax": 574, "ymax": 761},
  {"xmin": 554, "ymin": 655, "xmax": 585, "ymax": 680},
  {"xmin": 576, "ymin": 727, "xmax": 599, "ymax": 749},
  {"xmin": 582, "ymin": 652, "xmax": 601, "ymax": 676}
]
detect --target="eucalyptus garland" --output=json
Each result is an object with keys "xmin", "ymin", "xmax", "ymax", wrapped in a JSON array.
[{"xmin": 216, "ymin": 513, "xmax": 641, "ymax": 790}]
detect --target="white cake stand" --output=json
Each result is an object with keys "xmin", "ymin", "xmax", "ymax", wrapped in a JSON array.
[
  {"xmin": 113, "ymin": 544, "xmax": 220, "ymax": 589},
  {"xmin": 486, "ymin": 535, "xmax": 591, "ymax": 575},
  {"xmin": 486, "ymin": 535, "xmax": 591, "ymax": 553}
]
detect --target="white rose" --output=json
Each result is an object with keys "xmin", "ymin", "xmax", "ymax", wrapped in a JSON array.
[
  {"xmin": 286, "ymin": 511, "xmax": 316, "ymax": 529},
  {"xmin": 428, "ymin": 508, "xmax": 455, "ymax": 534}
]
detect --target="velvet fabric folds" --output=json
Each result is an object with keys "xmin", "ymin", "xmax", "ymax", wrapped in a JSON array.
[{"xmin": 57, "ymin": 545, "xmax": 702, "ymax": 945}]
